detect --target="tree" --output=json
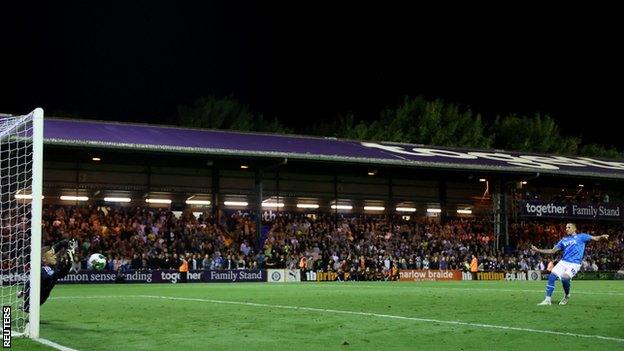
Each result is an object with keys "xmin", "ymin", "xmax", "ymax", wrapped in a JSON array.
[
  {"xmin": 579, "ymin": 144, "xmax": 623, "ymax": 159},
  {"xmin": 176, "ymin": 96, "xmax": 291, "ymax": 134},
  {"xmin": 307, "ymin": 114, "xmax": 359, "ymax": 138},
  {"xmin": 252, "ymin": 115, "xmax": 293, "ymax": 134},
  {"xmin": 492, "ymin": 114, "xmax": 580, "ymax": 155},
  {"xmin": 174, "ymin": 95, "xmax": 624, "ymax": 160},
  {"xmin": 177, "ymin": 96, "xmax": 253, "ymax": 130},
  {"xmin": 362, "ymin": 96, "xmax": 492, "ymax": 148}
]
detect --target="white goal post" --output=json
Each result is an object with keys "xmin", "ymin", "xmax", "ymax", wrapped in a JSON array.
[{"xmin": 0, "ymin": 108, "xmax": 43, "ymax": 338}]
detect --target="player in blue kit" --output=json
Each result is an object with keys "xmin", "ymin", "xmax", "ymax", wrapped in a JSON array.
[{"xmin": 531, "ymin": 223, "xmax": 609, "ymax": 305}]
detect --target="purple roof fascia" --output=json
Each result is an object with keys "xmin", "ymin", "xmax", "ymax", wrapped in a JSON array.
[{"xmin": 43, "ymin": 119, "xmax": 624, "ymax": 179}]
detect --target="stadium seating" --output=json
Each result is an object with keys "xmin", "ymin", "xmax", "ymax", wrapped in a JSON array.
[{"xmin": 32, "ymin": 205, "xmax": 624, "ymax": 278}]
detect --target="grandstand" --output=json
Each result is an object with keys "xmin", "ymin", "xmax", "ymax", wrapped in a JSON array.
[
  {"xmin": 4, "ymin": 116, "xmax": 624, "ymax": 350},
  {"xmin": 42, "ymin": 118, "xmax": 624, "ymax": 244}
]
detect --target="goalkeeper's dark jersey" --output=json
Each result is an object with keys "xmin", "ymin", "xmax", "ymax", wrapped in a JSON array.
[
  {"xmin": 40, "ymin": 261, "xmax": 71, "ymax": 304},
  {"xmin": 23, "ymin": 255, "xmax": 71, "ymax": 310}
]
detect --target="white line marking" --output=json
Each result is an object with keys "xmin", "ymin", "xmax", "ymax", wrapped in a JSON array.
[
  {"xmin": 53, "ymin": 295, "xmax": 624, "ymax": 343},
  {"xmin": 35, "ymin": 337, "xmax": 79, "ymax": 351}
]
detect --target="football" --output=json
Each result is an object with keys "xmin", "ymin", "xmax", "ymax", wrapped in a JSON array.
[{"xmin": 87, "ymin": 253, "xmax": 107, "ymax": 270}]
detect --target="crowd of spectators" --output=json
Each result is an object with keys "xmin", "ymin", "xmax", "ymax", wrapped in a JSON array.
[{"xmin": 30, "ymin": 204, "xmax": 624, "ymax": 280}]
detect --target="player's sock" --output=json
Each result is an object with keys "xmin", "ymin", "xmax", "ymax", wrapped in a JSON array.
[
  {"xmin": 561, "ymin": 277, "xmax": 570, "ymax": 296},
  {"xmin": 545, "ymin": 273, "xmax": 557, "ymax": 298}
]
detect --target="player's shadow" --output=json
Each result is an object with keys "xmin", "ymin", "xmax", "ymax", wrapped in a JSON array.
[{"xmin": 40, "ymin": 319, "xmax": 113, "ymax": 332}]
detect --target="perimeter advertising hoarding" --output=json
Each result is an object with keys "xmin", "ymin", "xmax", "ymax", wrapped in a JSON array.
[
  {"xmin": 468, "ymin": 271, "xmax": 541, "ymax": 281},
  {"xmin": 521, "ymin": 201, "xmax": 623, "ymax": 220},
  {"xmin": 53, "ymin": 269, "xmax": 267, "ymax": 284},
  {"xmin": 399, "ymin": 270, "xmax": 462, "ymax": 281},
  {"xmin": 267, "ymin": 269, "xmax": 286, "ymax": 283}
]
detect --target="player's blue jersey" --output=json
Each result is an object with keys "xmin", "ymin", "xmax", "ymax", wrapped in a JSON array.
[{"xmin": 555, "ymin": 233, "xmax": 592, "ymax": 264}]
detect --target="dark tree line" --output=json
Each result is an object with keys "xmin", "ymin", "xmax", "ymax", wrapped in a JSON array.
[{"xmin": 149, "ymin": 95, "xmax": 623, "ymax": 159}]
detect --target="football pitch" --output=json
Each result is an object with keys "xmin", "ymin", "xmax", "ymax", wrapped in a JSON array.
[{"xmin": 15, "ymin": 280, "xmax": 624, "ymax": 351}]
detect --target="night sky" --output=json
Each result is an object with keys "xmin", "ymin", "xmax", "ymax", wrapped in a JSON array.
[{"xmin": 2, "ymin": 3, "xmax": 622, "ymax": 147}]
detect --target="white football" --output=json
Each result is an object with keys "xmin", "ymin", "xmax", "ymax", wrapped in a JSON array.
[{"xmin": 87, "ymin": 253, "xmax": 107, "ymax": 270}]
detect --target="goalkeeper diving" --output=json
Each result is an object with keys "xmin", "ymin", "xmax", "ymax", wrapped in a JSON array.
[{"xmin": 18, "ymin": 238, "xmax": 78, "ymax": 310}]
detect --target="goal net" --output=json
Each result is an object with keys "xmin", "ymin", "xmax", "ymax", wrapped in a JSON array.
[{"xmin": 0, "ymin": 108, "xmax": 43, "ymax": 338}]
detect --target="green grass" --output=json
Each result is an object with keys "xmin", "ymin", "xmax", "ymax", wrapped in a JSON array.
[{"xmin": 14, "ymin": 281, "xmax": 624, "ymax": 350}]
